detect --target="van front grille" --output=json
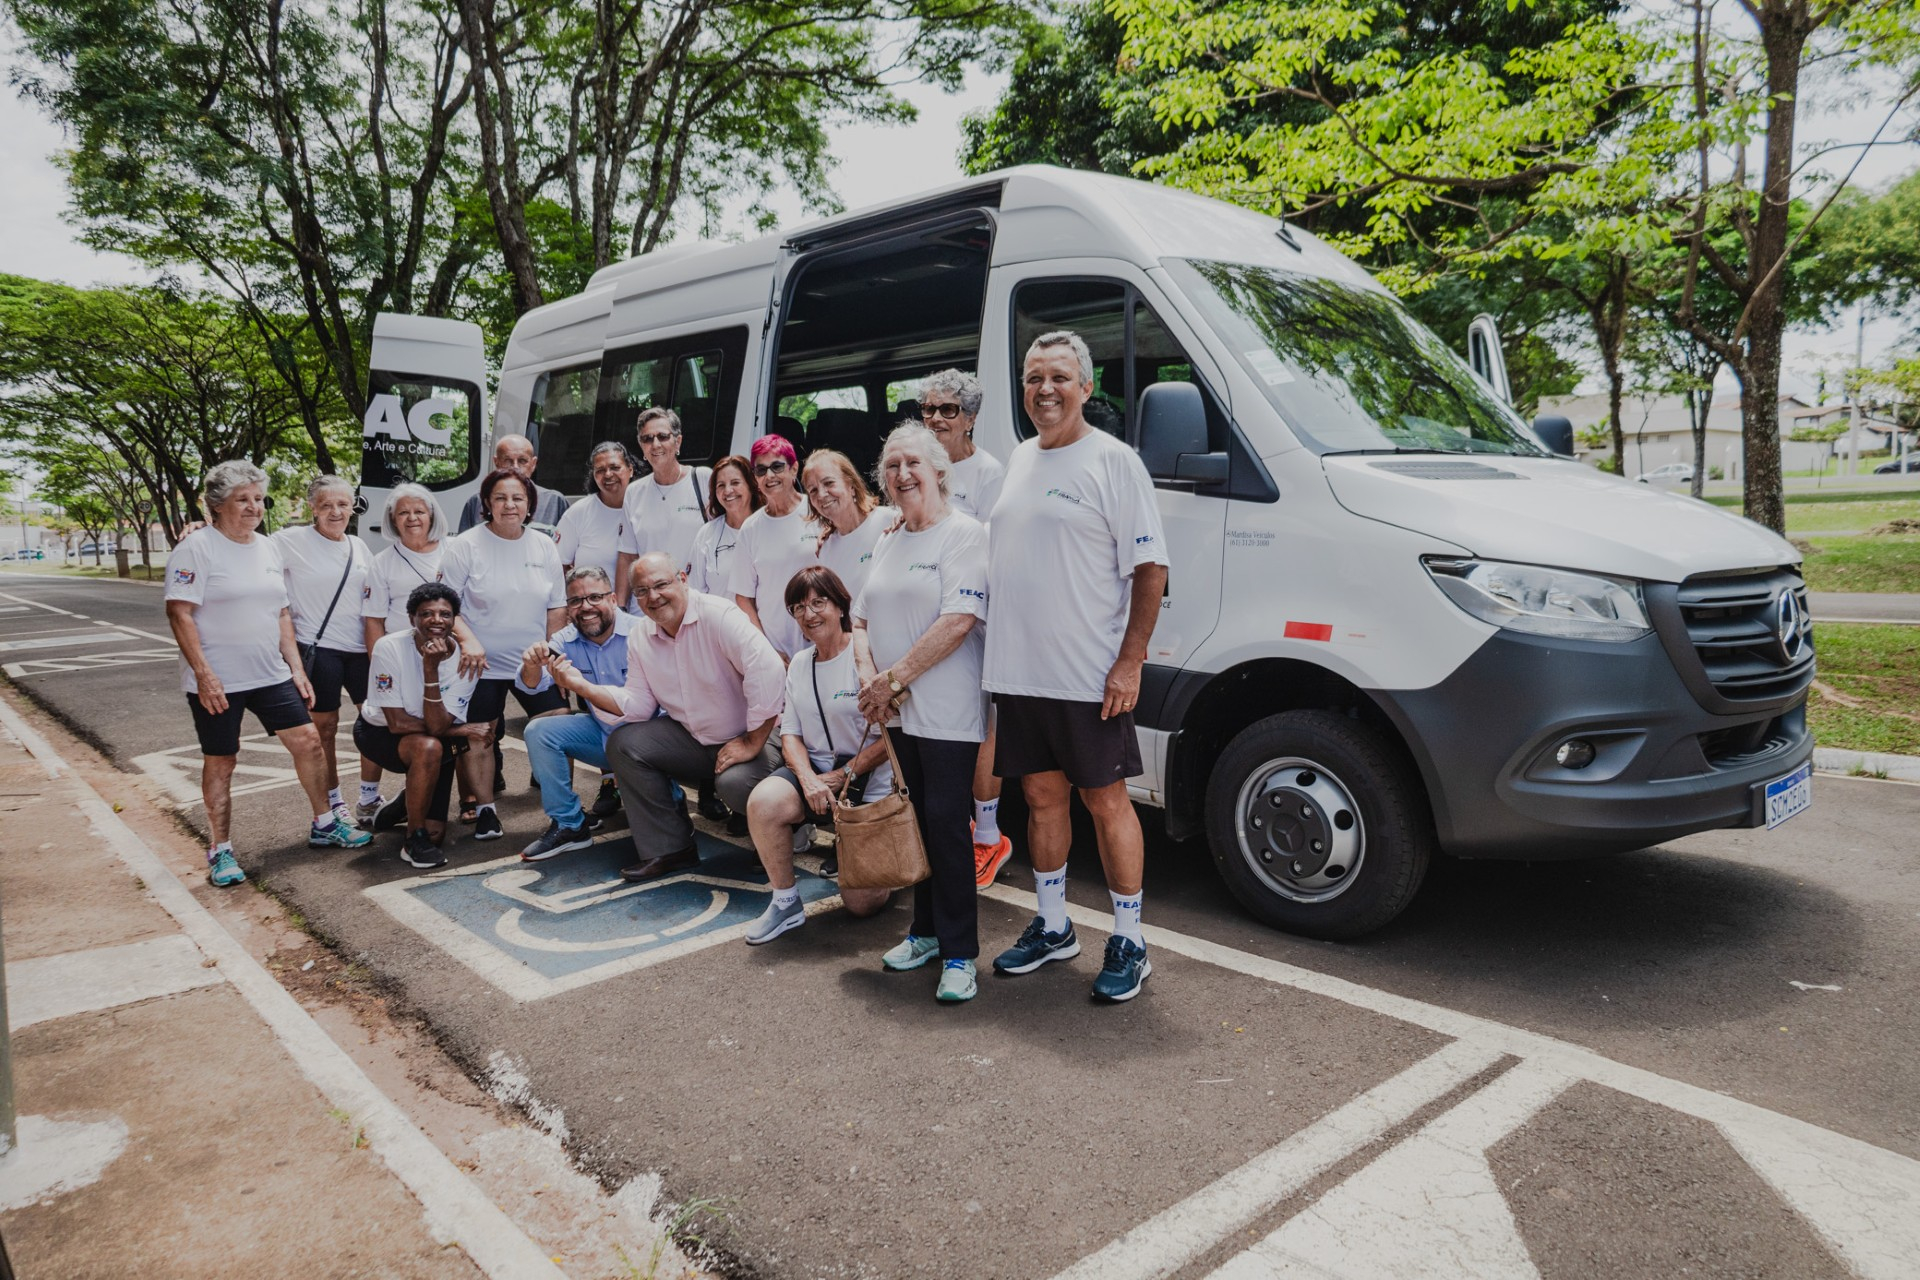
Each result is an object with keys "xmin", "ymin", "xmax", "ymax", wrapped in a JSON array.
[{"xmin": 1670, "ymin": 568, "xmax": 1815, "ymax": 705}]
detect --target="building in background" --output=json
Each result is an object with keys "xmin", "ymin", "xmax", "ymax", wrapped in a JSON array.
[{"xmin": 1539, "ymin": 392, "xmax": 1910, "ymax": 480}]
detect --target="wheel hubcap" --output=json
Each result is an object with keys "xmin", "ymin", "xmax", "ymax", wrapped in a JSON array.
[{"xmin": 1234, "ymin": 758, "xmax": 1365, "ymax": 903}]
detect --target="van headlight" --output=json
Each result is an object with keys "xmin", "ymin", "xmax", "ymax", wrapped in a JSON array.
[{"xmin": 1423, "ymin": 557, "xmax": 1651, "ymax": 642}]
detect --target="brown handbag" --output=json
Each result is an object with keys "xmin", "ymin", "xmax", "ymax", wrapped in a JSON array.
[{"xmin": 832, "ymin": 727, "xmax": 930, "ymax": 891}]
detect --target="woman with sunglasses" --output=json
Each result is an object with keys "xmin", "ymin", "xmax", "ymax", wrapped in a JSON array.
[
  {"xmin": 730, "ymin": 435, "xmax": 817, "ymax": 659},
  {"xmin": 920, "ymin": 368, "xmax": 1006, "ymax": 520},
  {"xmin": 804, "ymin": 448, "xmax": 890, "ymax": 601},
  {"xmin": 686, "ymin": 455, "xmax": 762, "ymax": 597},
  {"xmin": 557, "ymin": 441, "xmax": 640, "ymax": 606},
  {"xmin": 624, "ymin": 407, "xmax": 711, "ymax": 577}
]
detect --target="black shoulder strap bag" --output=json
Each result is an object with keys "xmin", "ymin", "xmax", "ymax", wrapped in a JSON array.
[
  {"xmin": 300, "ymin": 542, "xmax": 357, "ymax": 674},
  {"xmin": 811, "ymin": 653, "xmax": 867, "ymax": 804}
]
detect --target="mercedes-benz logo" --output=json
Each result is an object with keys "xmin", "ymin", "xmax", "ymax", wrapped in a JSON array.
[{"xmin": 1775, "ymin": 589, "xmax": 1806, "ymax": 662}]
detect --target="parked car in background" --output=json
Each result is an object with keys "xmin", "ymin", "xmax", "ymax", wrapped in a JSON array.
[
  {"xmin": 1635, "ymin": 462, "xmax": 1695, "ymax": 485},
  {"xmin": 3, "ymin": 549, "xmax": 47, "ymax": 561},
  {"xmin": 1873, "ymin": 456, "xmax": 1920, "ymax": 475},
  {"xmin": 74, "ymin": 543, "xmax": 119, "ymax": 556}
]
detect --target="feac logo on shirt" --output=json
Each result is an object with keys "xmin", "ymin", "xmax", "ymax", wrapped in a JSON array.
[
  {"xmin": 1135, "ymin": 534, "xmax": 1157, "ymax": 546},
  {"xmin": 958, "ymin": 587, "xmax": 987, "ymax": 602},
  {"xmin": 908, "ymin": 561, "xmax": 940, "ymax": 572},
  {"xmin": 374, "ymin": 674, "xmax": 394, "ymax": 692},
  {"xmin": 1045, "ymin": 487, "xmax": 1085, "ymax": 505},
  {"xmin": 172, "ymin": 569, "xmax": 195, "ymax": 585}
]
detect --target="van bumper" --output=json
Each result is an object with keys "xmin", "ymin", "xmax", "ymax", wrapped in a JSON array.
[{"xmin": 1370, "ymin": 631, "xmax": 1813, "ymax": 860}]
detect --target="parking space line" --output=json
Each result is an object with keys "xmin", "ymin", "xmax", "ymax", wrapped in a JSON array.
[
  {"xmin": 0, "ymin": 589, "xmax": 87, "ymax": 618},
  {"xmin": 0, "ymin": 631, "xmax": 140, "ymax": 654}
]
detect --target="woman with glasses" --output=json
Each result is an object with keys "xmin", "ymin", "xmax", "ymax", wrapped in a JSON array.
[
  {"xmin": 804, "ymin": 448, "xmax": 890, "ymax": 601},
  {"xmin": 557, "ymin": 441, "xmax": 640, "ymax": 607},
  {"xmin": 741, "ymin": 566, "xmax": 896, "ymax": 945},
  {"xmin": 438, "ymin": 467, "xmax": 570, "ymax": 839},
  {"xmin": 730, "ymin": 435, "xmax": 817, "ymax": 659},
  {"xmin": 624, "ymin": 407, "xmax": 711, "ymax": 576},
  {"xmin": 853, "ymin": 423, "xmax": 990, "ymax": 1003},
  {"xmin": 686, "ymin": 454, "xmax": 761, "ymax": 597}
]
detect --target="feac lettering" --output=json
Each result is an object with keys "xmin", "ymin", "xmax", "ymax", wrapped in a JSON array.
[
  {"xmin": 406, "ymin": 398, "xmax": 458, "ymax": 447},
  {"xmin": 362, "ymin": 393, "xmax": 410, "ymax": 441}
]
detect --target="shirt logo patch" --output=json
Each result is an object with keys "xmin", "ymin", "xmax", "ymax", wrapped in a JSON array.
[
  {"xmin": 1045, "ymin": 488, "xmax": 1084, "ymax": 505},
  {"xmin": 374, "ymin": 674, "xmax": 394, "ymax": 692},
  {"xmin": 1135, "ymin": 534, "xmax": 1156, "ymax": 545},
  {"xmin": 172, "ymin": 569, "xmax": 195, "ymax": 585},
  {"xmin": 908, "ymin": 561, "xmax": 939, "ymax": 572},
  {"xmin": 361, "ymin": 586, "xmax": 373, "ymax": 599},
  {"xmin": 958, "ymin": 587, "xmax": 987, "ymax": 601}
]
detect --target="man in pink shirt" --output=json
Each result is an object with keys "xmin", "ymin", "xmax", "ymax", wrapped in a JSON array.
[{"xmin": 544, "ymin": 551, "xmax": 787, "ymax": 882}]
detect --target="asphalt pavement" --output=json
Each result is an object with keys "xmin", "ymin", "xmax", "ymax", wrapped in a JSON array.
[{"xmin": 4, "ymin": 570, "xmax": 1918, "ymax": 1279}]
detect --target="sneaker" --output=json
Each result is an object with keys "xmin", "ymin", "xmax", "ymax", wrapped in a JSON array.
[
  {"xmin": 589, "ymin": 777, "xmax": 623, "ymax": 820},
  {"xmin": 402, "ymin": 828, "xmax": 448, "ymax": 869},
  {"xmin": 371, "ymin": 794, "xmax": 408, "ymax": 832},
  {"xmin": 473, "ymin": 807, "xmax": 504, "ymax": 841},
  {"xmin": 745, "ymin": 897, "xmax": 807, "ymax": 945},
  {"xmin": 309, "ymin": 815, "xmax": 373, "ymax": 848},
  {"xmin": 992, "ymin": 916, "xmax": 1080, "ymax": 975},
  {"xmin": 353, "ymin": 795, "xmax": 386, "ymax": 825},
  {"xmin": 1091, "ymin": 935, "xmax": 1153, "ymax": 1002},
  {"xmin": 208, "ymin": 849, "xmax": 246, "ymax": 887},
  {"xmin": 973, "ymin": 835, "xmax": 1013, "ymax": 887},
  {"xmin": 819, "ymin": 855, "xmax": 839, "ymax": 879},
  {"xmin": 792, "ymin": 822, "xmax": 817, "ymax": 854},
  {"xmin": 331, "ymin": 803, "xmax": 358, "ymax": 829},
  {"xmin": 522, "ymin": 819, "xmax": 593, "ymax": 861},
  {"xmin": 697, "ymin": 791, "xmax": 730, "ymax": 822},
  {"xmin": 726, "ymin": 812, "xmax": 749, "ymax": 838},
  {"xmin": 880, "ymin": 934, "xmax": 940, "ymax": 971},
  {"xmin": 935, "ymin": 959, "xmax": 977, "ymax": 1003}
]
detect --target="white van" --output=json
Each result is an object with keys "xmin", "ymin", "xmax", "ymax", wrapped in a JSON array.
[{"xmin": 359, "ymin": 165, "xmax": 1814, "ymax": 938}]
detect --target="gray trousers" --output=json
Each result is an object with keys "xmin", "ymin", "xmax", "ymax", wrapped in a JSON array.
[{"xmin": 605, "ymin": 717, "xmax": 778, "ymax": 858}]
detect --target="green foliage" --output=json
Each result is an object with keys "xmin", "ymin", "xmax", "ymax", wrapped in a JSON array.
[
  {"xmin": 1809, "ymin": 623, "xmax": 1920, "ymax": 756},
  {"xmin": 1800, "ymin": 534, "xmax": 1920, "ymax": 594}
]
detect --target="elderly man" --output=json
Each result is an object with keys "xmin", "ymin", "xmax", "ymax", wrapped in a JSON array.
[
  {"xmin": 515, "ymin": 566, "xmax": 639, "ymax": 862},
  {"xmin": 544, "ymin": 552, "xmax": 786, "ymax": 883},
  {"xmin": 456, "ymin": 433, "xmax": 571, "ymax": 536},
  {"xmin": 983, "ymin": 330, "xmax": 1170, "ymax": 1003}
]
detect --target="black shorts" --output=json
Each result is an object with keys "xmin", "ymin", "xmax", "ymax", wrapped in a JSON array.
[
  {"xmin": 992, "ymin": 694, "xmax": 1143, "ymax": 789},
  {"xmin": 187, "ymin": 680, "xmax": 312, "ymax": 757},
  {"xmin": 465, "ymin": 677, "xmax": 569, "ymax": 727},
  {"xmin": 305, "ymin": 646, "xmax": 370, "ymax": 712},
  {"xmin": 352, "ymin": 719, "xmax": 455, "ymax": 822},
  {"xmin": 768, "ymin": 761, "xmax": 870, "ymax": 824}
]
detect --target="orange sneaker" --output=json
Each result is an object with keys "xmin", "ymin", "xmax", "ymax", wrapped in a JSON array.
[{"xmin": 974, "ymin": 834, "xmax": 1013, "ymax": 887}]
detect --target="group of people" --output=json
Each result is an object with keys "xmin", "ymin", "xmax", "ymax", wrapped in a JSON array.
[{"xmin": 162, "ymin": 330, "xmax": 1168, "ymax": 1004}]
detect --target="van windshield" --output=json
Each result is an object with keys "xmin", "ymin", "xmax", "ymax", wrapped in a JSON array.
[{"xmin": 1164, "ymin": 259, "xmax": 1548, "ymax": 457}]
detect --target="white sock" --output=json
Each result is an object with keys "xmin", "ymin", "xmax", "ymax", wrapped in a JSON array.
[
  {"xmin": 478, "ymin": 802, "xmax": 497, "ymax": 816},
  {"xmin": 208, "ymin": 840, "xmax": 232, "ymax": 864},
  {"xmin": 326, "ymin": 787, "xmax": 344, "ymax": 810},
  {"xmin": 1110, "ymin": 889, "xmax": 1144, "ymax": 947},
  {"xmin": 312, "ymin": 810, "xmax": 333, "ymax": 826},
  {"xmin": 1035, "ymin": 868, "xmax": 1068, "ymax": 933},
  {"xmin": 359, "ymin": 781, "xmax": 381, "ymax": 805},
  {"xmin": 973, "ymin": 797, "xmax": 1001, "ymax": 846},
  {"xmin": 772, "ymin": 885, "xmax": 800, "ymax": 909}
]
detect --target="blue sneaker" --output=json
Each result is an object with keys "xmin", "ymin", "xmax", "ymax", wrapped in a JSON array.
[
  {"xmin": 308, "ymin": 815, "xmax": 373, "ymax": 849},
  {"xmin": 880, "ymin": 934, "xmax": 940, "ymax": 971},
  {"xmin": 935, "ymin": 959, "xmax": 977, "ymax": 1003},
  {"xmin": 992, "ymin": 916, "xmax": 1080, "ymax": 975},
  {"xmin": 208, "ymin": 849, "xmax": 246, "ymax": 887},
  {"xmin": 1091, "ymin": 935, "xmax": 1152, "ymax": 1002}
]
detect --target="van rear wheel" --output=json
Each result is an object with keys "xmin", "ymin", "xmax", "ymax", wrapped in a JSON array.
[{"xmin": 1205, "ymin": 710, "xmax": 1433, "ymax": 940}]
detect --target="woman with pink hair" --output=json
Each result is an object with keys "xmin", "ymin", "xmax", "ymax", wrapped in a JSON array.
[{"xmin": 729, "ymin": 434, "xmax": 818, "ymax": 659}]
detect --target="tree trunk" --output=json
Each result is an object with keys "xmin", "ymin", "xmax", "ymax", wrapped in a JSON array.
[{"xmin": 1690, "ymin": 386, "xmax": 1708, "ymax": 498}]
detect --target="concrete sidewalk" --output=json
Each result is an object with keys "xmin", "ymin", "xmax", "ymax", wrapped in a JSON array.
[{"xmin": 1809, "ymin": 591, "xmax": 1920, "ymax": 625}]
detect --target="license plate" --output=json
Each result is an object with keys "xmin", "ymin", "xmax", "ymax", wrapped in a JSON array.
[{"xmin": 1764, "ymin": 762, "xmax": 1813, "ymax": 830}]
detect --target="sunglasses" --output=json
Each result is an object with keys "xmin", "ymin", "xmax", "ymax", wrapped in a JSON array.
[
  {"xmin": 753, "ymin": 459, "xmax": 790, "ymax": 476},
  {"xmin": 566, "ymin": 590, "xmax": 614, "ymax": 608},
  {"xmin": 921, "ymin": 403, "xmax": 965, "ymax": 421},
  {"xmin": 638, "ymin": 432, "xmax": 676, "ymax": 446}
]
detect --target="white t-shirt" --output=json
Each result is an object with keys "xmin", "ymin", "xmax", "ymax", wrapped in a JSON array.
[
  {"xmin": 686, "ymin": 514, "xmax": 745, "ymax": 597},
  {"xmin": 361, "ymin": 630, "xmax": 479, "ymax": 728},
  {"xmin": 438, "ymin": 524, "xmax": 566, "ymax": 680},
  {"xmin": 983, "ymin": 429, "xmax": 1169, "ymax": 701},
  {"xmin": 779, "ymin": 645, "xmax": 894, "ymax": 796},
  {"xmin": 854, "ymin": 511, "xmax": 989, "ymax": 743},
  {"xmin": 728, "ymin": 500, "xmax": 817, "ymax": 658},
  {"xmin": 164, "ymin": 527, "xmax": 292, "ymax": 695},
  {"xmin": 555, "ymin": 494, "xmax": 631, "ymax": 589},
  {"xmin": 361, "ymin": 542, "xmax": 448, "ymax": 637},
  {"xmin": 948, "ymin": 449, "xmax": 1007, "ymax": 522},
  {"xmin": 624, "ymin": 466, "xmax": 711, "ymax": 573},
  {"xmin": 816, "ymin": 506, "xmax": 892, "ymax": 602},
  {"xmin": 274, "ymin": 526, "xmax": 373, "ymax": 652}
]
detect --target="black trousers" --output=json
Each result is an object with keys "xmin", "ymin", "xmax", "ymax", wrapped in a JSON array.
[{"xmin": 889, "ymin": 730, "xmax": 979, "ymax": 961}]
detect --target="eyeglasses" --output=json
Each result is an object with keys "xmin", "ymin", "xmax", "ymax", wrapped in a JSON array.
[
  {"xmin": 638, "ymin": 432, "xmax": 676, "ymax": 446},
  {"xmin": 787, "ymin": 597, "xmax": 835, "ymax": 618},
  {"xmin": 566, "ymin": 591, "xmax": 614, "ymax": 608},
  {"xmin": 921, "ymin": 402, "xmax": 965, "ymax": 421},
  {"xmin": 753, "ymin": 459, "xmax": 790, "ymax": 476},
  {"xmin": 633, "ymin": 578, "xmax": 677, "ymax": 598}
]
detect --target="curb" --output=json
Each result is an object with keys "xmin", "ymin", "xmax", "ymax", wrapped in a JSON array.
[{"xmin": 1813, "ymin": 746, "xmax": 1920, "ymax": 783}]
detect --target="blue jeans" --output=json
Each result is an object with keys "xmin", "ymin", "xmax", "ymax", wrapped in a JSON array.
[{"xmin": 524, "ymin": 713, "xmax": 611, "ymax": 828}]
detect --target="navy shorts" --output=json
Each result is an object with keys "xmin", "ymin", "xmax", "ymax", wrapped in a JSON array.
[
  {"xmin": 305, "ymin": 646, "xmax": 370, "ymax": 712},
  {"xmin": 466, "ymin": 677, "xmax": 569, "ymax": 727},
  {"xmin": 992, "ymin": 694, "xmax": 1142, "ymax": 789},
  {"xmin": 187, "ymin": 679, "xmax": 312, "ymax": 757}
]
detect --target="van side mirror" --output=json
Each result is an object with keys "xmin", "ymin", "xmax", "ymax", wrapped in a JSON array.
[
  {"xmin": 1532, "ymin": 415, "xmax": 1575, "ymax": 458},
  {"xmin": 1139, "ymin": 382, "xmax": 1227, "ymax": 485}
]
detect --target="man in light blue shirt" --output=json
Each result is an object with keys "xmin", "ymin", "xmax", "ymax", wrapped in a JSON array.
[{"xmin": 516, "ymin": 565, "xmax": 637, "ymax": 860}]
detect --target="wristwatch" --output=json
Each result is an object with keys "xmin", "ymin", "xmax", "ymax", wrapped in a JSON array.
[{"xmin": 886, "ymin": 670, "xmax": 905, "ymax": 697}]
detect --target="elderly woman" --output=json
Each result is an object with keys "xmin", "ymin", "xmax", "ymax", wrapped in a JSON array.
[
  {"xmin": 921, "ymin": 369, "xmax": 1015, "ymax": 885},
  {"xmin": 730, "ymin": 434, "xmax": 817, "ymax": 659},
  {"xmin": 438, "ymin": 467, "xmax": 569, "ymax": 840},
  {"xmin": 686, "ymin": 454, "xmax": 760, "ymax": 597},
  {"xmin": 275, "ymin": 475, "xmax": 381, "ymax": 825},
  {"xmin": 805, "ymin": 448, "xmax": 890, "ymax": 601},
  {"xmin": 362, "ymin": 483, "xmax": 486, "ymax": 662},
  {"xmin": 164, "ymin": 460, "xmax": 371, "ymax": 887},
  {"xmin": 624, "ymin": 407, "xmax": 711, "ymax": 573},
  {"xmin": 852, "ymin": 423, "xmax": 990, "ymax": 1003},
  {"xmin": 557, "ymin": 441, "xmax": 640, "ymax": 606},
  {"xmin": 742, "ymin": 566, "xmax": 897, "ymax": 945}
]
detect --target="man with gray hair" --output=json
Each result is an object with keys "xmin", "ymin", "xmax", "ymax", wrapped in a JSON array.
[
  {"xmin": 983, "ymin": 329, "xmax": 1169, "ymax": 1003},
  {"xmin": 515, "ymin": 564, "xmax": 638, "ymax": 860},
  {"xmin": 456, "ymin": 433, "xmax": 570, "ymax": 537}
]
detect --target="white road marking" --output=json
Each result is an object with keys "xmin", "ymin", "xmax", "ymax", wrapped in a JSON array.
[
  {"xmin": 1208, "ymin": 1061, "xmax": 1574, "ymax": 1280},
  {"xmin": 0, "ymin": 631, "xmax": 137, "ymax": 654},
  {"xmin": 493, "ymin": 890, "xmax": 730, "ymax": 953},
  {"xmin": 3, "ymin": 648, "xmax": 177, "ymax": 679},
  {"xmin": 1052, "ymin": 1039, "xmax": 1506, "ymax": 1280},
  {"xmin": 6, "ymin": 935, "xmax": 224, "ymax": 1030},
  {"xmin": 0, "ymin": 692, "xmax": 567, "ymax": 1279},
  {"xmin": 1720, "ymin": 1116, "xmax": 1920, "ymax": 1280},
  {"xmin": 0, "ymin": 590, "xmax": 85, "ymax": 618},
  {"xmin": 1788, "ymin": 980, "xmax": 1843, "ymax": 992}
]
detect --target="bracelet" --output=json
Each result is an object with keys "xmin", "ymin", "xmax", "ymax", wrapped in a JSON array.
[{"xmin": 422, "ymin": 695, "xmax": 443, "ymax": 704}]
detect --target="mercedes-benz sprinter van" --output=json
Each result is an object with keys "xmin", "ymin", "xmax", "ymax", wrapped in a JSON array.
[{"xmin": 359, "ymin": 165, "xmax": 1815, "ymax": 939}]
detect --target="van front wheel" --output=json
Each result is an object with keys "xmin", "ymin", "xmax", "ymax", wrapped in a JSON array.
[{"xmin": 1205, "ymin": 711, "xmax": 1433, "ymax": 940}]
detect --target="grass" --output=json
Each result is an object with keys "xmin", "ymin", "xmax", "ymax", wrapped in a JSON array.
[
  {"xmin": 1787, "ymin": 496, "xmax": 1920, "ymax": 534},
  {"xmin": 1798, "ymin": 535, "xmax": 1920, "ymax": 593},
  {"xmin": 1810, "ymin": 623, "xmax": 1920, "ymax": 756},
  {"xmin": 1703, "ymin": 488, "xmax": 1920, "ymax": 509}
]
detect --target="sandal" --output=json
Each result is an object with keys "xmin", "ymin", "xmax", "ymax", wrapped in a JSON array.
[{"xmin": 459, "ymin": 800, "xmax": 479, "ymax": 825}]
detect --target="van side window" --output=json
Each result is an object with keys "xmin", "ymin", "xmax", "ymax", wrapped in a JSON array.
[
  {"xmin": 1011, "ymin": 280, "xmax": 1201, "ymax": 445},
  {"xmin": 363, "ymin": 372, "xmax": 481, "ymax": 491},
  {"xmin": 526, "ymin": 363, "xmax": 602, "ymax": 497},
  {"xmin": 598, "ymin": 327, "xmax": 749, "ymax": 467}
]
